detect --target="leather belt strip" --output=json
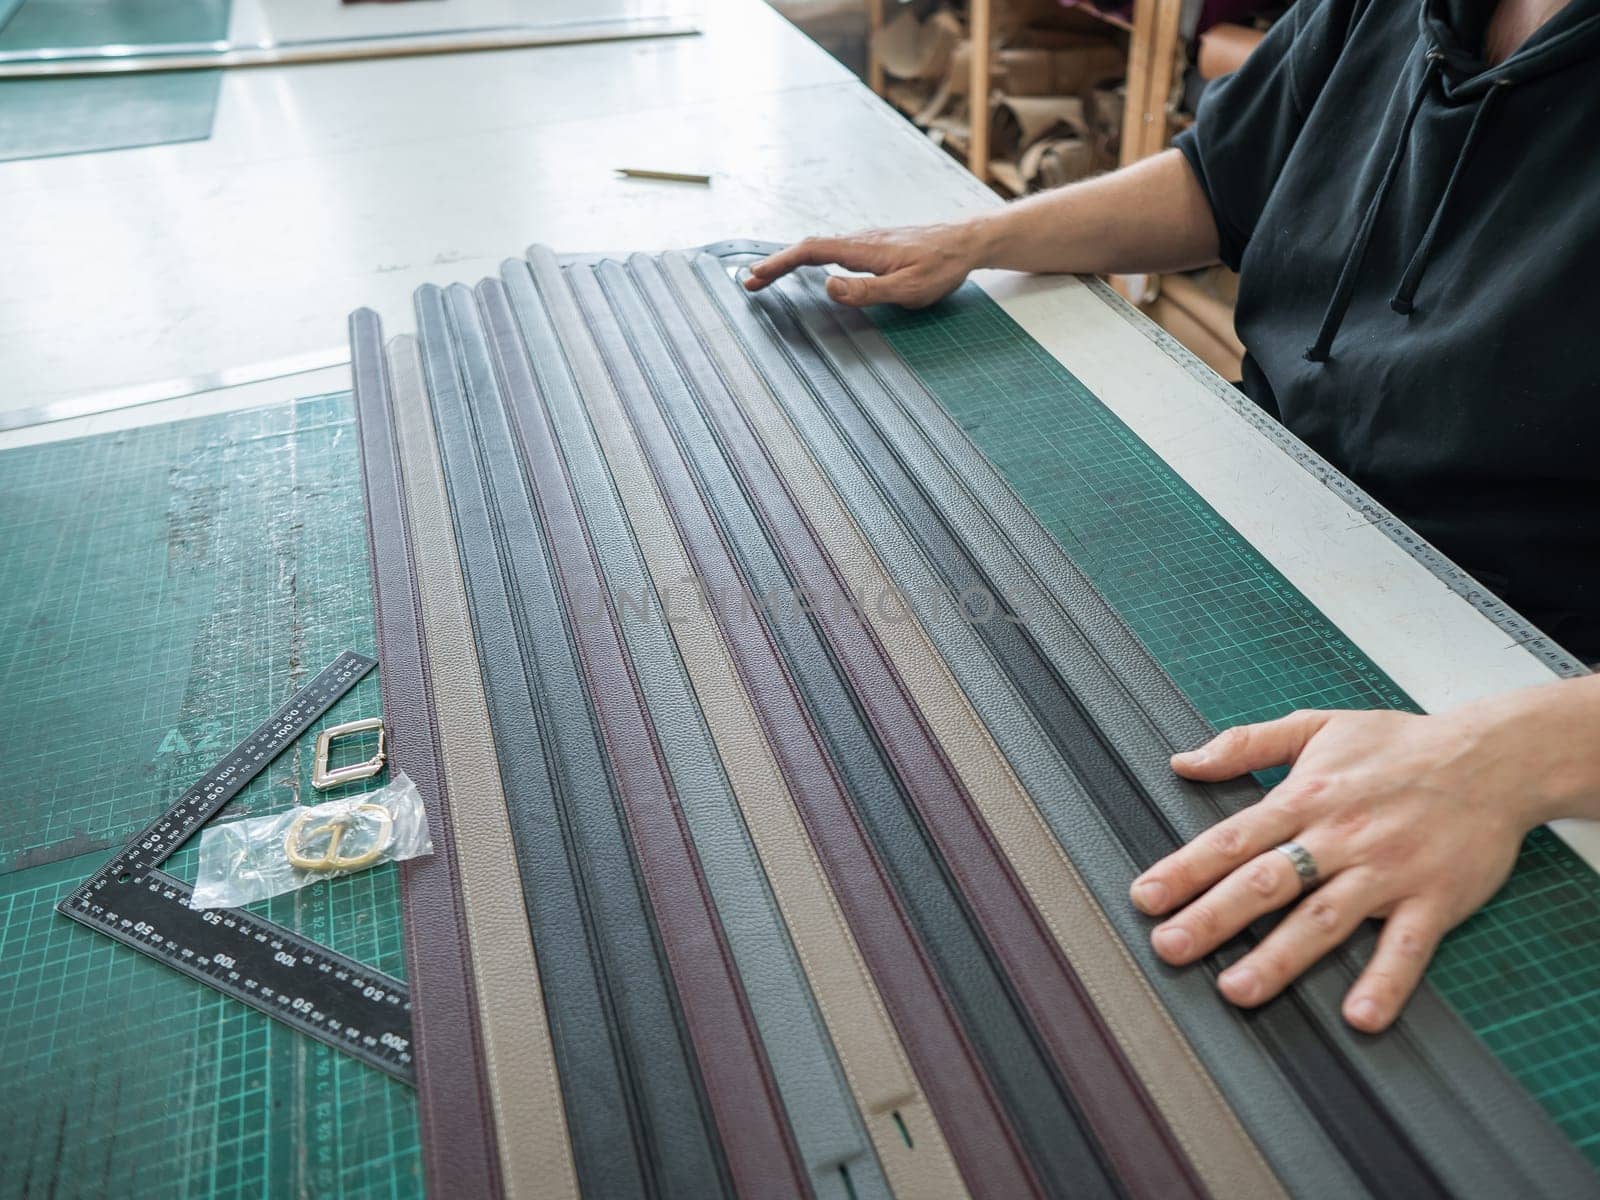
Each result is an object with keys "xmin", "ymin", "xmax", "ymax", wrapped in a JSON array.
[
  {"xmin": 519, "ymin": 245, "xmax": 1046, "ymax": 1198},
  {"xmin": 472, "ymin": 274, "xmax": 813, "ymax": 1199},
  {"xmin": 755, "ymin": 272, "xmax": 1365, "ymax": 1200},
  {"xmin": 476, "ymin": 274, "xmax": 894, "ymax": 1200},
  {"xmin": 349, "ymin": 309, "xmax": 501, "ymax": 1200},
  {"xmin": 728, "ymin": 270, "xmax": 1286, "ymax": 1200},
  {"xmin": 416, "ymin": 283, "xmax": 724, "ymax": 1197},
  {"xmin": 589, "ymin": 251, "xmax": 1099, "ymax": 1197},
  {"xmin": 524, "ymin": 256, "xmax": 971, "ymax": 1200},
  {"xmin": 663, "ymin": 249, "xmax": 1209, "ymax": 1200},
  {"xmin": 386, "ymin": 334, "xmax": 578, "ymax": 1200},
  {"xmin": 775, "ymin": 269, "xmax": 1596, "ymax": 1200}
]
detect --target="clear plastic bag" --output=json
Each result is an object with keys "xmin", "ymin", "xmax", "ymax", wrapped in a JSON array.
[{"xmin": 188, "ymin": 772, "xmax": 432, "ymax": 910}]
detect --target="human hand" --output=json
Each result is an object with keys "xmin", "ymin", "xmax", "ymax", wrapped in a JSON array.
[
  {"xmin": 742, "ymin": 223, "xmax": 982, "ymax": 308},
  {"xmin": 1128, "ymin": 702, "xmax": 1572, "ymax": 1033}
]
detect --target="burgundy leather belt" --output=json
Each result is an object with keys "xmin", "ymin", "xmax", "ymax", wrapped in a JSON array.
[{"xmin": 350, "ymin": 307, "xmax": 501, "ymax": 1200}]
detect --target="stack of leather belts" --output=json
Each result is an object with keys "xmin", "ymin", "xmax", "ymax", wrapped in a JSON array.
[{"xmin": 350, "ymin": 245, "xmax": 1593, "ymax": 1199}]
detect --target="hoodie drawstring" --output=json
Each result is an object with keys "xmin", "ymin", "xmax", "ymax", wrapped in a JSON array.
[
  {"xmin": 1304, "ymin": 54, "xmax": 1441, "ymax": 363},
  {"xmin": 1389, "ymin": 78, "xmax": 1509, "ymax": 314}
]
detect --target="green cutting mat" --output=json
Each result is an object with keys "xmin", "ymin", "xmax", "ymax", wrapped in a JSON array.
[
  {"xmin": 0, "ymin": 395, "xmax": 420, "ymax": 1199},
  {"xmin": 0, "ymin": 1, "xmax": 228, "ymax": 163},
  {"xmin": 874, "ymin": 285, "xmax": 1600, "ymax": 1164},
  {"xmin": 3, "ymin": 281, "xmax": 1598, "ymax": 1194}
]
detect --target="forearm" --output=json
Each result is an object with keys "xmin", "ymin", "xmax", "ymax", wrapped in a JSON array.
[
  {"xmin": 968, "ymin": 149, "xmax": 1221, "ymax": 277},
  {"xmin": 1467, "ymin": 674, "xmax": 1600, "ymax": 827}
]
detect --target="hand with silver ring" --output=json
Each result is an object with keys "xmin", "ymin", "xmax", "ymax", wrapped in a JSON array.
[{"xmin": 1129, "ymin": 678, "xmax": 1600, "ymax": 1033}]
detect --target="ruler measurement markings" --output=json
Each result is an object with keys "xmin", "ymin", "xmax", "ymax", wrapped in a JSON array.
[{"xmin": 55, "ymin": 650, "xmax": 415, "ymax": 1083}]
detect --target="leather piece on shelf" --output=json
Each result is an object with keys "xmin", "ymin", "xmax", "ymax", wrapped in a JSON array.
[
  {"xmin": 873, "ymin": 6, "xmax": 962, "ymax": 81},
  {"xmin": 386, "ymin": 334, "xmax": 577, "ymax": 1200},
  {"xmin": 348, "ymin": 308, "xmax": 501, "ymax": 1200},
  {"xmin": 787, "ymin": 269, "xmax": 1597, "ymax": 1200},
  {"xmin": 415, "ymin": 283, "xmax": 721, "ymax": 1199},
  {"xmin": 468, "ymin": 276, "xmax": 811, "ymax": 1200},
  {"xmin": 737, "ymin": 273, "xmax": 1288, "ymax": 1200},
  {"xmin": 673, "ymin": 251, "xmax": 1206, "ymax": 1200},
  {"xmin": 480, "ymin": 270, "xmax": 893, "ymax": 1200},
  {"xmin": 773, "ymin": 270, "xmax": 1366, "ymax": 1200},
  {"xmin": 540, "ymin": 255, "xmax": 963, "ymax": 1200},
  {"xmin": 990, "ymin": 94, "xmax": 1087, "ymax": 160},
  {"xmin": 524, "ymin": 245, "xmax": 1043, "ymax": 1199},
  {"xmin": 1018, "ymin": 135, "xmax": 1095, "ymax": 190}
]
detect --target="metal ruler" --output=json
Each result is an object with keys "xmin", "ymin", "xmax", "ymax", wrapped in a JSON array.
[{"xmin": 57, "ymin": 650, "xmax": 416, "ymax": 1084}]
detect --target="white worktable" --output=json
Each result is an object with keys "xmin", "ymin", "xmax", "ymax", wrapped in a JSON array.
[{"xmin": 2, "ymin": 0, "xmax": 1591, "ymax": 862}]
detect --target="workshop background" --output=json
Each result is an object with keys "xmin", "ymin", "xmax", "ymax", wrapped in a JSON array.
[{"xmin": 3, "ymin": 3, "xmax": 1597, "ymax": 1200}]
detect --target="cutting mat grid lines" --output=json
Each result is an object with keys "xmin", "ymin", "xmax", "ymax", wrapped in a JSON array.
[
  {"xmin": 871, "ymin": 284, "xmax": 1600, "ymax": 1162},
  {"xmin": 5, "ymin": 283, "xmax": 1600, "ymax": 1188},
  {"xmin": 0, "ymin": 395, "xmax": 419, "ymax": 1200}
]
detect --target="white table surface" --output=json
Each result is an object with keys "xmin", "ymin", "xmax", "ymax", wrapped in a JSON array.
[{"xmin": 2, "ymin": 0, "xmax": 1591, "ymax": 864}]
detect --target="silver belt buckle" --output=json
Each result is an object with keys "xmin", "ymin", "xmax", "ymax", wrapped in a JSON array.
[{"xmin": 311, "ymin": 717, "xmax": 387, "ymax": 789}]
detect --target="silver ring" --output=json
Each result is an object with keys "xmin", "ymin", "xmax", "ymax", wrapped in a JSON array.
[{"xmin": 1274, "ymin": 841, "xmax": 1321, "ymax": 891}]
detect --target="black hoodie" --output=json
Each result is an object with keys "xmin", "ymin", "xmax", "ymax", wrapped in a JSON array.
[{"xmin": 1176, "ymin": 0, "xmax": 1600, "ymax": 660}]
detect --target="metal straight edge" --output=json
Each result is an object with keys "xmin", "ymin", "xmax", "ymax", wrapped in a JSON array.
[
  {"xmin": 0, "ymin": 347, "xmax": 349, "ymax": 433},
  {"xmin": 1076, "ymin": 274, "xmax": 1589, "ymax": 681},
  {"xmin": 0, "ymin": 16, "xmax": 699, "ymax": 78}
]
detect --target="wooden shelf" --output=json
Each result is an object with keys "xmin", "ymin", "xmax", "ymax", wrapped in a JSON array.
[{"xmin": 866, "ymin": 0, "xmax": 1181, "ymax": 188}]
